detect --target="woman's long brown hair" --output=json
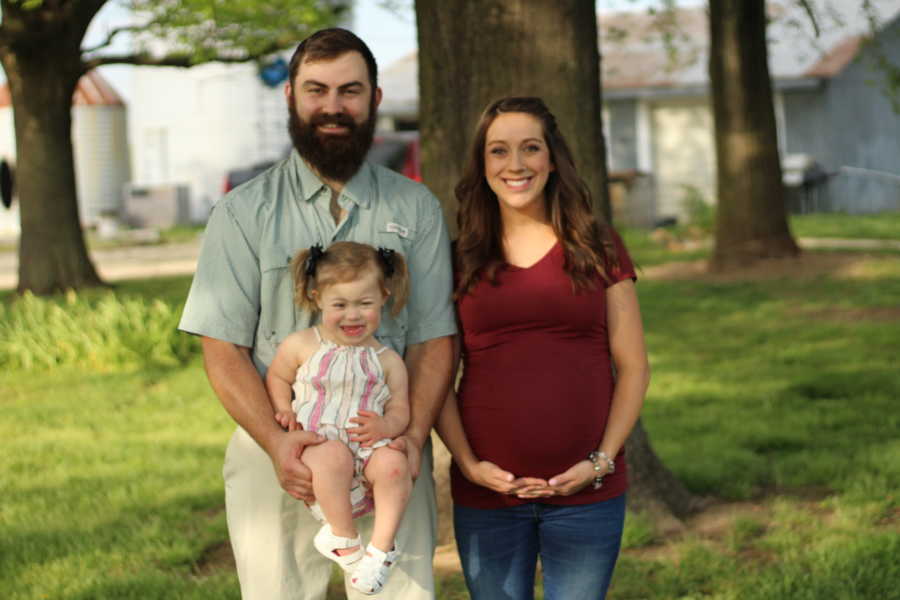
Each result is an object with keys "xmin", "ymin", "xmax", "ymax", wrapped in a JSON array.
[{"xmin": 454, "ymin": 96, "xmax": 618, "ymax": 298}]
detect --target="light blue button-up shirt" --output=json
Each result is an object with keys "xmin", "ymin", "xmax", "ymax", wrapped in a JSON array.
[{"xmin": 179, "ymin": 151, "xmax": 456, "ymax": 375}]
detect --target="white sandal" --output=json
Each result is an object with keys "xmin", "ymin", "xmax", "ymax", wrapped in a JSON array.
[
  {"xmin": 350, "ymin": 543, "xmax": 400, "ymax": 595},
  {"xmin": 313, "ymin": 523, "xmax": 363, "ymax": 572}
]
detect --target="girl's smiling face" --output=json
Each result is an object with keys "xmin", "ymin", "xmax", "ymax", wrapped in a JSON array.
[
  {"xmin": 313, "ymin": 268, "xmax": 386, "ymax": 346},
  {"xmin": 483, "ymin": 112, "xmax": 554, "ymax": 218}
]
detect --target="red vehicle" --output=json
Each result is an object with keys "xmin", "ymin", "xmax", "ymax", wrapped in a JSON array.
[
  {"xmin": 223, "ymin": 131, "xmax": 421, "ymax": 194},
  {"xmin": 367, "ymin": 131, "xmax": 421, "ymax": 182}
]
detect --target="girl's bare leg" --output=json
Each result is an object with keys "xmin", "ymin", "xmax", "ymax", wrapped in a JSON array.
[
  {"xmin": 363, "ymin": 446, "xmax": 412, "ymax": 552},
  {"xmin": 303, "ymin": 439, "xmax": 358, "ymax": 554}
]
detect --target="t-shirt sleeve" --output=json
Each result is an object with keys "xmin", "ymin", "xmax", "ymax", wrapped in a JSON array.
[
  {"xmin": 178, "ymin": 200, "xmax": 261, "ymax": 347},
  {"xmin": 604, "ymin": 227, "xmax": 637, "ymax": 286},
  {"xmin": 404, "ymin": 191, "xmax": 458, "ymax": 346}
]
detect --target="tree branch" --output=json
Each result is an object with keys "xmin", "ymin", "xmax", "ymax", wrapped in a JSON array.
[
  {"xmin": 81, "ymin": 43, "xmax": 286, "ymax": 71},
  {"xmin": 69, "ymin": 0, "xmax": 109, "ymax": 41},
  {"xmin": 795, "ymin": 0, "xmax": 821, "ymax": 38},
  {"xmin": 82, "ymin": 24, "xmax": 145, "ymax": 54}
]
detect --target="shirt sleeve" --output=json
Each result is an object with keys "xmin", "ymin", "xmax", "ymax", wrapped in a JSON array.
[
  {"xmin": 404, "ymin": 191, "xmax": 458, "ymax": 346},
  {"xmin": 604, "ymin": 227, "xmax": 637, "ymax": 286},
  {"xmin": 178, "ymin": 200, "xmax": 261, "ymax": 347}
]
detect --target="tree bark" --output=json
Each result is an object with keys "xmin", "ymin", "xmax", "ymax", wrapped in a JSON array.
[
  {"xmin": 708, "ymin": 0, "xmax": 799, "ymax": 268},
  {"xmin": 625, "ymin": 419, "xmax": 702, "ymax": 521},
  {"xmin": 0, "ymin": 1, "xmax": 105, "ymax": 294},
  {"xmin": 0, "ymin": 0, "xmax": 337, "ymax": 294},
  {"xmin": 416, "ymin": 0, "xmax": 696, "ymax": 543},
  {"xmin": 415, "ymin": 0, "xmax": 611, "ymax": 236}
]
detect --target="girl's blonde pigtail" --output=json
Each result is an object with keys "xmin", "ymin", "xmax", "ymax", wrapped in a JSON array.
[{"xmin": 290, "ymin": 248, "xmax": 317, "ymax": 312}]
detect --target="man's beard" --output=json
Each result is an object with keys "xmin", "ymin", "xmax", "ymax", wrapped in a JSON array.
[{"xmin": 287, "ymin": 93, "xmax": 376, "ymax": 183}]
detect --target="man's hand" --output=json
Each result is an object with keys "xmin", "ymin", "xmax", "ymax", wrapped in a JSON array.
[
  {"xmin": 387, "ymin": 435, "xmax": 423, "ymax": 480},
  {"xmin": 269, "ymin": 429, "xmax": 324, "ymax": 502}
]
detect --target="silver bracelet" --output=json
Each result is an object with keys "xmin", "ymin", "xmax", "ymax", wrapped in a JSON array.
[{"xmin": 587, "ymin": 450, "xmax": 616, "ymax": 490}]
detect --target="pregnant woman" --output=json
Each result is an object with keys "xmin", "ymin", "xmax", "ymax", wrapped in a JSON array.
[{"xmin": 437, "ymin": 96, "xmax": 650, "ymax": 600}]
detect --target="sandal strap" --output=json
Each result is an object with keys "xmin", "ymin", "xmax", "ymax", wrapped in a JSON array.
[
  {"xmin": 350, "ymin": 544, "xmax": 400, "ymax": 594},
  {"xmin": 313, "ymin": 524, "xmax": 363, "ymax": 572},
  {"xmin": 321, "ymin": 523, "xmax": 360, "ymax": 549}
]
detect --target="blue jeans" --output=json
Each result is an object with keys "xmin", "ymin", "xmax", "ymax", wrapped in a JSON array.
[{"xmin": 454, "ymin": 495, "xmax": 626, "ymax": 600}]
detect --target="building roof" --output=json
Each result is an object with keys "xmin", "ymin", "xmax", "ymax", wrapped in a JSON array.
[
  {"xmin": 0, "ymin": 69, "xmax": 124, "ymax": 108},
  {"xmin": 600, "ymin": 1, "xmax": 900, "ymax": 94},
  {"xmin": 804, "ymin": 35, "xmax": 865, "ymax": 78},
  {"xmin": 377, "ymin": 1, "xmax": 900, "ymax": 113}
]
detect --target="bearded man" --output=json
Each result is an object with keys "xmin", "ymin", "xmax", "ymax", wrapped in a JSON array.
[{"xmin": 179, "ymin": 28, "xmax": 456, "ymax": 600}]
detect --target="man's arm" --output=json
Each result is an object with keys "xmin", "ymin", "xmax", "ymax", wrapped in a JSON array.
[
  {"xmin": 201, "ymin": 336, "xmax": 322, "ymax": 501},
  {"xmin": 389, "ymin": 334, "xmax": 454, "ymax": 478}
]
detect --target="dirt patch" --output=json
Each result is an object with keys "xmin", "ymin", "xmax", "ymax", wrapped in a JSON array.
[
  {"xmin": 684, "ymin": 501, "xmax": 770, "ymax": 538},
  {"xmin": 626, "ymin": 500, "xmax": 772, "ymax": 562},
  {"xmin": 641, "ymin": 252, "xmax": 878, "ymax": 282},
  {"xmin": 434, "ymin": 542, "xmax": 463, "ymax": 574},
  {"xmin": 877, "ymin": 507, "xmax": 900, "ymax": 531},
  {"xmin": 753, "ymin": 484, "xmax": 834, "ymax": 502},
  {"xmin": 192, "ymin": 540, "xmax": 235, "ymax": 576}
]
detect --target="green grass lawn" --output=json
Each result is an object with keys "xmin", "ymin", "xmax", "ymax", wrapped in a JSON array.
[
  {"xmin": 789, "ymin": 211, "xmax": 900, "ymax": 240},
  {"xmin": 618, "ymin": 211, "xmax": 900, "ymax": 272},
  {"xmin": 2, "ymin": 235, "xmax": 899, "ymax": 599}
]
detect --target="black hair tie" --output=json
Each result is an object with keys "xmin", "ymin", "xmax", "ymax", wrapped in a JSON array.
[
  {"xmin": 377, "ymin": 247, "xmax": 396, "ymax": 278},
  {"xmin": 305, "ymin": 244, "xmax": 325, "ymax": 277}
]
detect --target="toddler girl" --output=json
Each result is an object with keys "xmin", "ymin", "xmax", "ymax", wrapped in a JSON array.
[{"xmin": 266, "ymin": 241, "xmax": 412, "ymax": 595}]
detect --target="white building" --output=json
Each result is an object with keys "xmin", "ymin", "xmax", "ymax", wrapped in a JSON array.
[{"xmin": 128, "ymin": 59, "xmax": 291, "ymax": 221}]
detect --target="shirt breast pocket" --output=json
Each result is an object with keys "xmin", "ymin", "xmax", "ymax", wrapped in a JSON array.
[
  {"xmin": 377, "ymin": 223, "xmax": 416, "ymax": 256},
  {"xmin": 258, "ymin": 247, "xmax": 303, "ymax": 365}
]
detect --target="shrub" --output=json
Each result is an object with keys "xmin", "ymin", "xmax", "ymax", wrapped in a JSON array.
[
  {"xmin": 0, "ymin": 290, "xmax": 198, "ymax": 371},
  {"xmin": 680, "ymin": 184, "xmax": 715, "ymax": 233}
]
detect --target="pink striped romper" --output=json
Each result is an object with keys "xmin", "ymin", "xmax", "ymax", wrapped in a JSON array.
[{"xmin": 291, "ymin": 327, "xmax": 392, "ymax": 520}]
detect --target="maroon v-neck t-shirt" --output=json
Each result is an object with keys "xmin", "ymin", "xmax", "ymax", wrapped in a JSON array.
[{"xmin": 452, "ymin": 231, "xmax": 636, "ymax": 509}]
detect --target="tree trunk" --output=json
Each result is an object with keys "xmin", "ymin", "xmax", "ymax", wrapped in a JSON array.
[
  {"xmin": 625, "ymin": 419, "xmax": 702, "ymax": 523},
  {"xmin": 708, "ymin": 0, "xmax": 799, "ymax": 268},
  {"xmin": 0, "ymin": 2, "xmax": 104, "ymax": 294},
  {"xmin": 415, "ymin": 0, "xmax": 611, "ymax": 236},
  {"xmin": 416, "ymin": 0, "xmax": 696, "ymax": 543}
]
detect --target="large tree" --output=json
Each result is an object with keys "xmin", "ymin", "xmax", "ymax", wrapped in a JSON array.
[
  {"xmin": 0, "ymin": 0, "xmax": 342, "ymax": 295},
  {"xmin": 415, "ymin": 0, "xmax": 698, "ymax": 541},
  {"xmin": 415, "ymin": 0, "xmax": 611, "ymax": 234},
  {"xmin": 708, "ymin": 0, "xmax": 800, "ymax": 267}
]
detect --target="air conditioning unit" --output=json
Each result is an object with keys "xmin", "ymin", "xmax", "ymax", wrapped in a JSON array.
[{"xmin": 122, "ymin": 183, "xmax": 191, "ymax": 228}]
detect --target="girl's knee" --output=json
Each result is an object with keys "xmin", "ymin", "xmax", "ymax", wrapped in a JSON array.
[
  {"xmin": 367, "ymin": 447, "xmax": 409, "ymax": 482},
  {"xmin": 305, "ymin": 439, "xmax": 353, "ymax": 471}
]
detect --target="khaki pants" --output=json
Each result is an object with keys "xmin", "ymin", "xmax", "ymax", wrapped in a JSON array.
[{"xmin": 223, "ymin": 427, "xmax": 437, "ymax": 600}]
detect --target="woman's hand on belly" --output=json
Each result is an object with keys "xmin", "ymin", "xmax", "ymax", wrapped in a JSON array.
[
  {"xmin": 546, "ymin": 460, "xmax": 596, "ymax": 496},
  {"xmin": 462, "ymin": 460, "xmax": 554, "ymax": 497}
]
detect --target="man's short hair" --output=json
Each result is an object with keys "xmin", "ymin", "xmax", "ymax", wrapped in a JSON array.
[{"xmin": 289, "ymin": 28, "xmax": 378, "ymax": 89}]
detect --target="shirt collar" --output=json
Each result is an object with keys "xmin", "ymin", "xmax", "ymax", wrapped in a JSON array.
[{"xmin": 290, "ymin": 150, "xmax": 374, "ymax": 209}]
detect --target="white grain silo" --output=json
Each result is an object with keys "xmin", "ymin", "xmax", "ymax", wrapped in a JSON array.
[
  {"xmin": 0, "ymin": 69, "xmax": 131, "ymax": 232},
  {"xmin": 71, "ymin": 70, "xmax": 131, "ymax": 225}
]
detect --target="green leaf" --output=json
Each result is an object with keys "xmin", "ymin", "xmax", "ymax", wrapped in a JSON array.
[{"xmin": 121, "ymin": 0, "xmax": 349, "ymax": 64}]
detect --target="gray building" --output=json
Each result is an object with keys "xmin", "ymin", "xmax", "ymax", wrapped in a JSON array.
[{"xmin": 379, "ymin": 2, "xmax": 900, "ymax": 223}]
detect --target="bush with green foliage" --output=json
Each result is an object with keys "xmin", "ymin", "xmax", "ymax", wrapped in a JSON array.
[{"xmin": 0, "ymin": 289, "xmax": 198, "ymax": 371}]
